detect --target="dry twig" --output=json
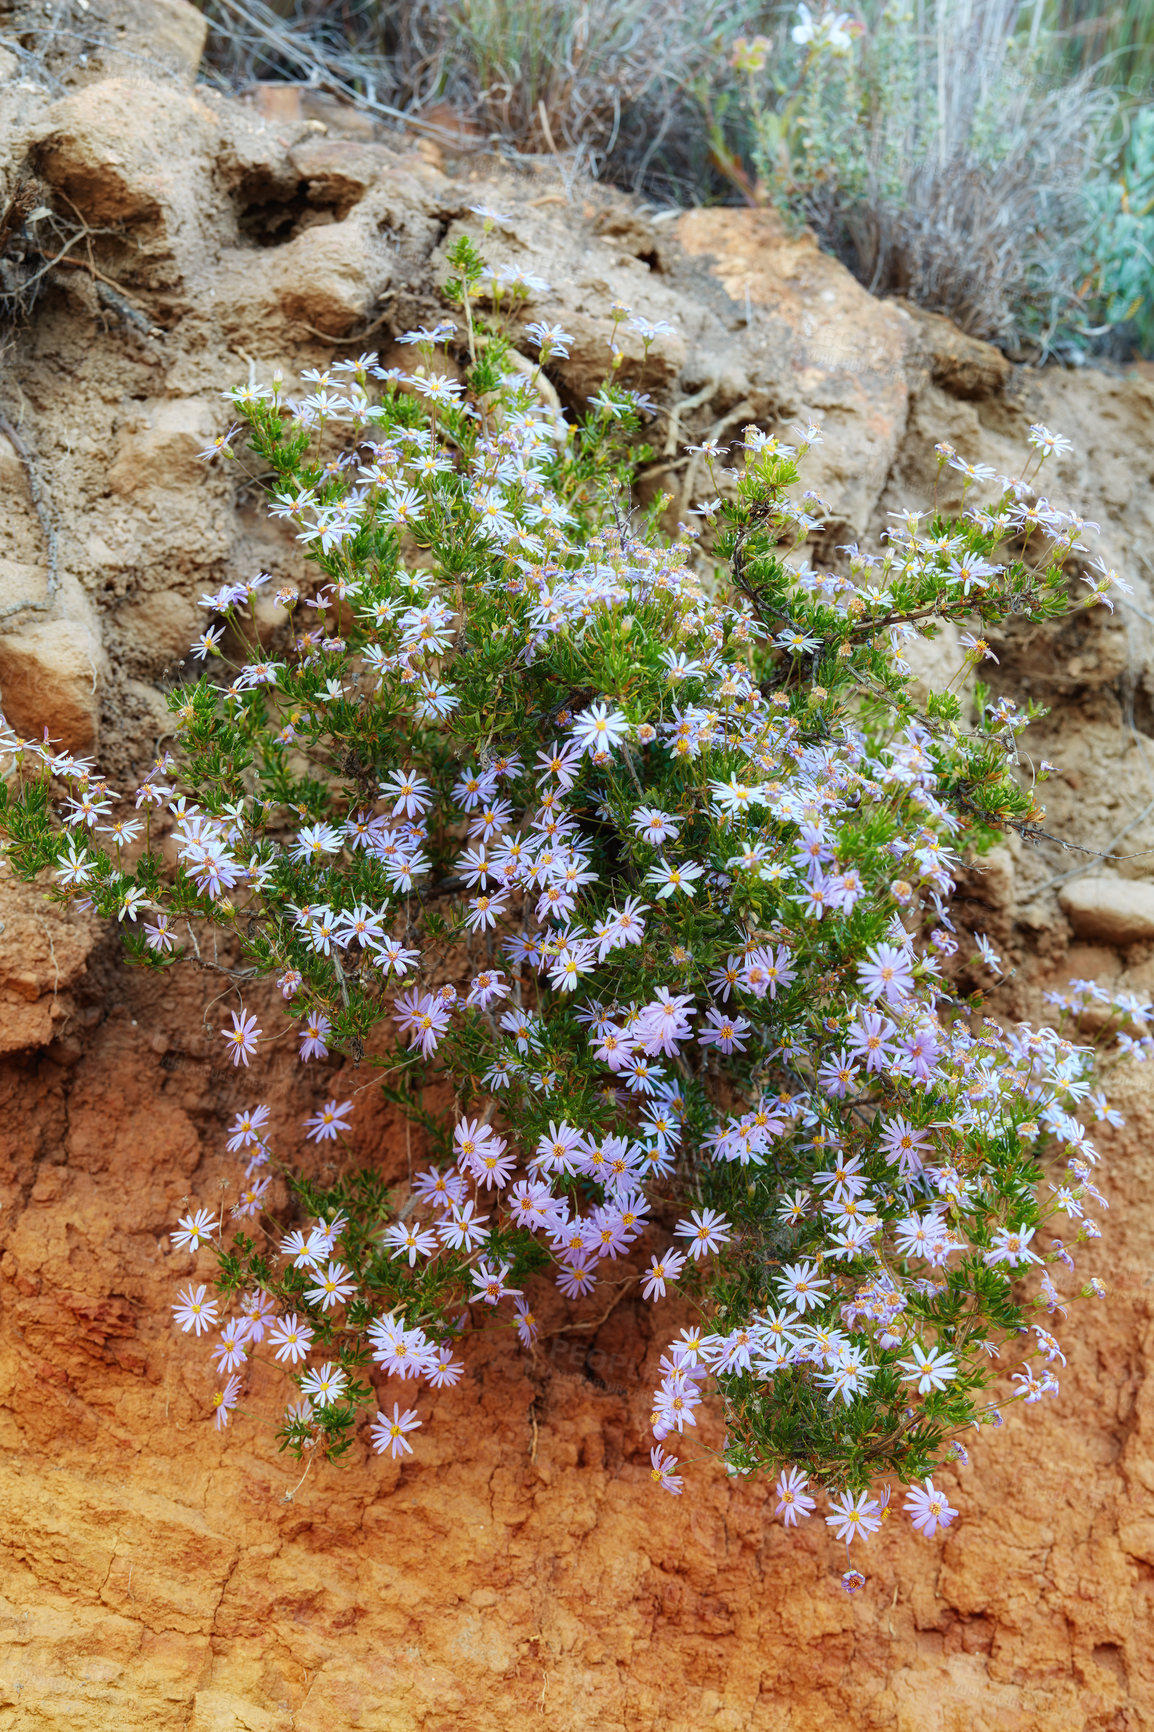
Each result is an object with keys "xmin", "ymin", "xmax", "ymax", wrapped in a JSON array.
[{"xmin": 0, "ymin": 411, "xmax": 60, "ymax": 628}]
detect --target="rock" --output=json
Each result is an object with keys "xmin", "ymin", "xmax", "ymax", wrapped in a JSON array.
[
  {"xmin": 242, "ymin": 84, "xmax": 386, "ymax": 142},
  {"xmin": 0, "ymin": 432, "xmax": 26, "ymax": 494},
  {"xmin": 676, "ymin": 208, "xmax": 911, "ymax": 527},
  {"xmin": 900, "ymin": 301, "xmax": 1012, "ymax": 399},
  {"xmin": 1058, "ymin": 874, "xmax": 1154, "ymax": 944},
  {"xmin": 242, "ymin": 83, "xmax": 309, "ymax": 127},
  {"xmin": 430, "ymin": 203, "xmax": 692, "ymax": 404},
  {"xmin": 0, "ymin": 559, "xmax": 52, "ymax": 617},
  {"xmin": 114, "ymin": 589, "xmax": 201, "ymax": 673},
  {"xmin": 297, "ymin": 90, "xmax": 381, "ymax": 142},
  {"xmin": 288, "ymin": 137, "xmax": 393, "ymax": 217},
  {"xmin": 216, "ymin": 216, "xmax": 396, "ymax": 339},
  {"xmin": 80, "ymin": 0, "xmax": 208, "ymax": 84},
  {"xmin": 34, "ymin": 78, "xmax": 215, "ymax": 225},
  {"xmin": 105, "ymin": 397, "xmax": 218, "ymax": 496},
  {"xmin": 0, "ymin": 873, "xmax": 97, "ymax": 1051},
  {"xmin": 0, "ymin": 619, "xmax": 102, "ymax": 754}
]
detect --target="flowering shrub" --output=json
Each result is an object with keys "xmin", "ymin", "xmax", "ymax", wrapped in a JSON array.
[{"xmin": 0, "ymin": 233, "xmax": 1130, "ymax": 1580}]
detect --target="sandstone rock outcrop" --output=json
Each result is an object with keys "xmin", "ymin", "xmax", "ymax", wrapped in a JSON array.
[
  {"xmin": 2, "ymin": 7, "xmax": 1154, "ymax": 1729},
  {"xmin": 1060, "ymin": 874, "xmax": 1154, "ymax": 946},
  {"xmin": 0, "ymin": 870, "xmax": 97, "ymax": 1053},
  {"xmin": 0, "ymin": 618, "xmax": 102, "ymax": 753}
]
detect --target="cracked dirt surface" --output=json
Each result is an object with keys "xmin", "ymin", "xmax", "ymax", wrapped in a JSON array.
[{"xmin": 3, "ymin": 2, "xmax": 1154, "ymax": 1726}]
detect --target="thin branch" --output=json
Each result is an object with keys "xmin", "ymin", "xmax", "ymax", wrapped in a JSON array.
[
  {"xmin": 31, "ymin": 244, "xmax": 154, "ymax": 308},
  {"xmin": 10, "ymin": 229, "xmax": 91, "ymax": 300},
  {"xmin": 1027, "ymin": 798, "xmax": 1154, "ymax": 896},
  {"xmin": 0, "ymin": 412, "xmax": 59, "ymax": 626}
]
